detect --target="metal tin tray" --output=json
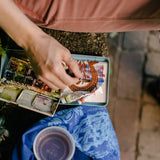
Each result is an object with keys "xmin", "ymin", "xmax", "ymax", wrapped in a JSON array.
[{"xmin": 0, "ymin": 49, "xmax": 110, "ymax": 116}]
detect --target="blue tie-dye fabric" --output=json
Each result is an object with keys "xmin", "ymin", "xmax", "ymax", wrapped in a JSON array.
[{"xmin": 12, "ymin": 105, "xmax": 120, "ymax": 160}]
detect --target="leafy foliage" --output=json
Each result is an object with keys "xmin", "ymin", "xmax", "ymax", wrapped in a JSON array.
[
  {"xmin": 0, "ymin": 115, "xmax": 9, "ymax": 143},
  {"xmin": 0, "ymin": 38, "xmax": 7, "ymax": 59}
]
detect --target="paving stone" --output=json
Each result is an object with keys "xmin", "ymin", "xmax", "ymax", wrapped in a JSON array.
[
  {"xmin": 137, "ymin": 155, "xmax": 160, "ymax": 160},
  {"xmin": 120, "ymin": 151, "xmax": 135, "ymax": 160},
  {"xmin": 149, "ymin": 34, "xmax": 160, "ymax": 52},
  {"xmin": 145, "ymin": 52, "xmax": 160, "ymax": 76},
  {"xmin": 141, "ymin": 104, "xmax": 160, "ymax": 130},
  {"xmin": 142, "ymin": 78, "xmax": 157, "ymax": 104},
  {"xmin": 114, "ymin": 99, "xmax": 140, "ymax": 152},
  {"xmin": 117, "ymin": 52, "xmax": 144, "ymax": 100},
  {"xmin": 109, "ymin": 51, "xmax": 121, "ymax": 98},
  {"xmin": 139, "ymin": 130, "xmax": 160, "ymax": 158},
  {"xmin": 109, "ymin": 56, "xmax": 117, "ymax": 98},
  {"xmin": 106, "ymin": 97, "xmax": 116, "ymax": 123},
  {"xmin": 142, "ymin": 90, "xmax": 157, "ymax": 104},
  {"xmin": 123, "ymin": 31, "xmax": 148, "ymax": 51}
]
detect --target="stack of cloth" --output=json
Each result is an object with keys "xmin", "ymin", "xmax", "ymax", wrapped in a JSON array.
[{"xmin": 12, "ymin": 105, "xmax": 120, "ymax": 160}]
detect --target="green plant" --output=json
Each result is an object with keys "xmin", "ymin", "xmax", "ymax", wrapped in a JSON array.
[
  {"xmin": 0, "ymin": 38, "xmax": 7, "ymax": 59},
  {"xmin": 0, "ymin": 38, "xmax": 8, "ymax": 142},
  {"xmin": 0, "ymin": 115, "xmax": 9, "ymax": 143}
]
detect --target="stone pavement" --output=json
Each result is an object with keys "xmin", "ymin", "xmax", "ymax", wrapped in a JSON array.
[{"xmin": 107, "ymin": 31, "xmax": 160, "ymax": 160}]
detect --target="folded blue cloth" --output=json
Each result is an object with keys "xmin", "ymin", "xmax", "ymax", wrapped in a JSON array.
[{"xmin": 12, "ymin": 105, "xmax": 120, "ymax": 160}]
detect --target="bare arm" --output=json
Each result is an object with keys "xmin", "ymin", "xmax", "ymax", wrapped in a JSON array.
[{"xmin": 0, "ymin": 0, "xmax": 82, "ymax": 90}]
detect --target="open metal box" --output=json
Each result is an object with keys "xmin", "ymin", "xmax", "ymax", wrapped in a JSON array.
[{"xmin": 0, "ymin": 50, "xmax": 110, "ymax": 116}]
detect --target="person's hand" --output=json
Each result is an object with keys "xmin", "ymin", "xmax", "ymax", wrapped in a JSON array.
[
  {"xmin": 0, "ymin": 0, "xmax": 82, "ymax": 90},
  {"xmin": 26, "ymin": 33, "xmax": 82, "ymax": 90}
]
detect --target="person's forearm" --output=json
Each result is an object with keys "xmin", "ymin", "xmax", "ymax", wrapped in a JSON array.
[
  {"xmin": 0, "ymin": 0, "xmax": 82, "ymax": 90},
  {"xmin": 0, "ymin": 0, "xmax": 43, "ymax": 50}
]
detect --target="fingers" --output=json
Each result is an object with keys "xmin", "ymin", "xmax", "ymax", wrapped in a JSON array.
[
  {"xmin": 40, "ymin": 65, "xmax": 79, "ymax": 90},
  {"xmin": 38, "ymin": 76, "xmax": 59, "ymax": 90},
  {"xmin": 63, "ymin": 51, "xmax": 83, "ymax": 79},
  {"xmin": 32, "ymin": 52, "xmax": 81, "ymax": 90},
  {"xmin": 49, "ymin": 62, "xmax": 79, "ymax": 87},
  {"xmin": 40, "ymin": 69, "xmax": 68, "ymax": 90}
]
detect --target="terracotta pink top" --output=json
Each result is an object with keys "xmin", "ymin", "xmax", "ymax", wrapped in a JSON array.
[{"xmin": 13, "ymin": 0, "xmax": 160, "ymax": 32}]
